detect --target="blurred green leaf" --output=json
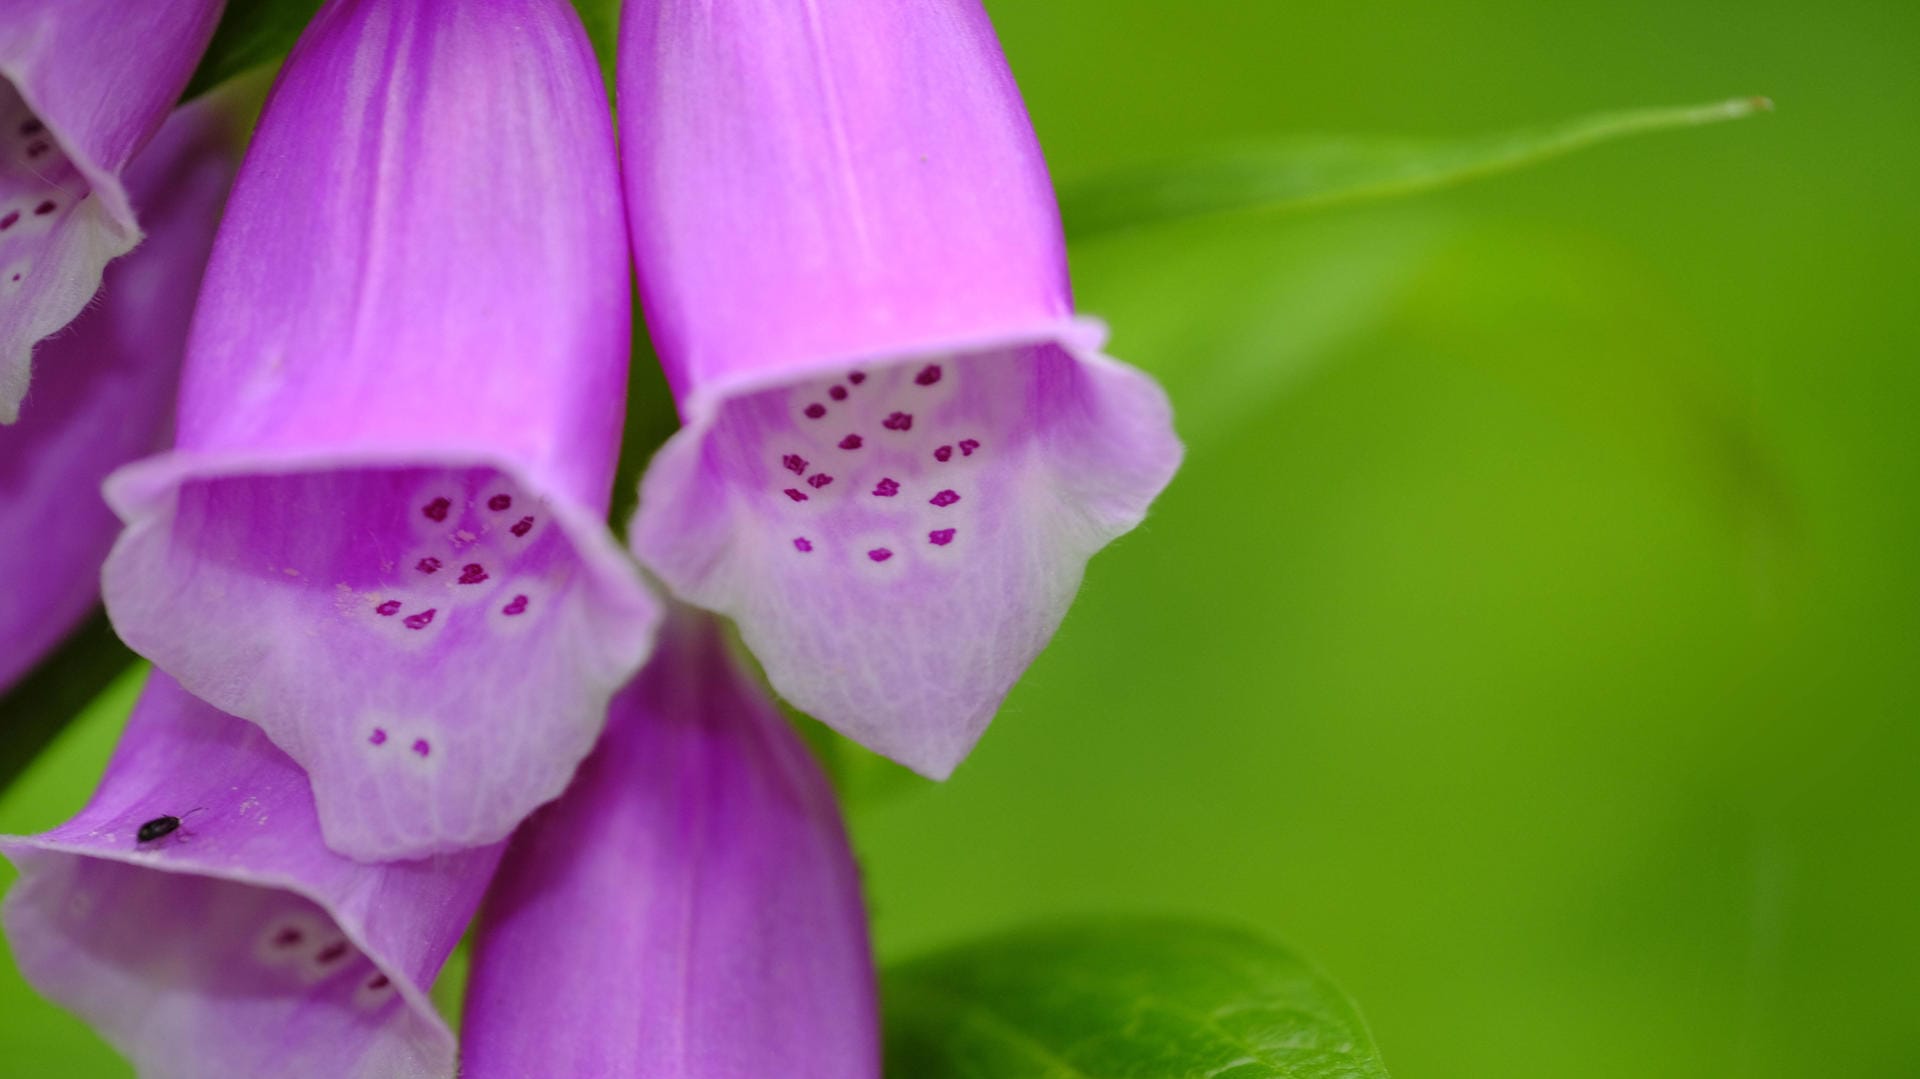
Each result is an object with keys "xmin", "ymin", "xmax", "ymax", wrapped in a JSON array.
[
  {"xmin": 571, "ymin": 0, "xmax": 622, "ymax": 90},
  {"xmin": 0, "ymin": 612, "xmax": 135, "ymax": 796},
  {"xmin": 183, "ymin": 0, "xmax": 621, "ymax": 101},
  {"xmin": 884, "ymin": 919, "xmax": 1390, "ymax": 1079},
  {"xmin": 183, "ymin": 0, "xmax": 323, "ymax": 100},
  {"xmin": 1059, "ymin": 97, "xmax": 1771, "ymax": 240}
]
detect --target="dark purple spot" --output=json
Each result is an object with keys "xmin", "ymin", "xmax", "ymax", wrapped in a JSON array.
[
  {"xmin": 867, "ymin": 548, "xmax": 893, "ymax": 563},
  {"xmin": 510, "ymin": 516, "xmax": 534, "ymax": 537},
  {"xmin": 369, "ymin": 728, "xmax": 388, "ymax": 746},
  {"xmin": 915, "ymin": 364, "xmax": 943, "ymax": 386},
  {"xmin": 848, "ymin": 371, "xmax": 867, "ymax": 385},
  {"xmin": 783, "ymin": 453, "xmax": 808, "ymax": 475},
  {"xmin": 829, "ymin": 385, "xmax": 848, "ymax": 401},
  {"xmin": 458, "ymin": 563, "xmax": 488, "ymax": 584},
  {"xmin": 803, "ymin": 403, "xmax": 826, "ymax": 419},
  {"xmin": 929, "ymin": 528, "xmax": 956, "ymax": 546},
  {"xmin": 959, "ymin": 438, "xmax": 980, "ymax": 457},
  {"xmin": 367, "ymin": 974, "xmax": 391, "ymax": 990},
  {"xmin": 32, "ymin": 200, "xmax": 55, "ymax": 216},
  {"xmin": 411, "ymin": 739, "xmax": 431, "ymax": 758},
  {"xmin": 806, "ymin": 472, "xmax": 834, "ymax": 489},
  {"xmin": 930, "ymin": 489, "xmax": 960, "ymax": 507},
  {"xmin": 838, "ymin": 434, "xmax": 863, "ymax": 450},
  {"xmin": 375, "ymin": 600, "xmax": 401, "ymax": 616},
  {"xmin": 502, "ymin": 594, "xmax": 529, "ymax": 616},
  {"xmin": 18, "ymin": 119, "xmax": 42, "ymax": 136},
  {"xmin": 784, "ymin": 488, "xmax": 809, "ymax": 503},
  {"xmin": 883, "ymin": 412, "xmax": 913, "ymax": 431},
  {"xmin": 26, "ymin": 140, "xmax": 48, "ymax": 158},
  {"xmin": 488, "ymin": 494, "xmax": 512, "ymax": 511},
  {"xmin": 422, "ymin": 497, "xmax": 450, "ymax": 522},
  {"xmin": 9, "ymin": 274, "xmax": 18, "ymax": 283},
  {"xmin": 934, "ymin": 445, "xmax": 953, "ymax": 462},
  {"xmin": 793, "ymin": 537, "xmax": 813, "ymax": 553},
  {"xmin": 0, "ymin": 211, "xmax": 15, "ymax": 231},
  {"xmin": 404, "ymin": 608, "xmax": 436, "ymax": 630},
  {"xmin": 873, "ymin": 477, "xmax": 900, "ymax": 497},
  {"xmin": 416, "ymin": 556, "xmax": 442, "ymax": 574},
  {"xmin": 316, "ymin": 941, "xmax": 349, "ymax": 964},
  {"xmin": 273, "ymin": 927, "xmax": 304, "ymax": 948}
]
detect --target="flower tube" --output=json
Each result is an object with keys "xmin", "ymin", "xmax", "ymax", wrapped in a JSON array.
[
  {"xmin": 461, "ymin": 610, "xmax": 880, "ymax": 1078},
  {"xmin": 621, "ymin": 0, "xmax": 1182, "ymax": 778},
  {"xmin": 0, "ymin": 672, "xmax": 501, "ymax": 1079},
  {"xmin": 0, "ymin": 0, "xmax": 224, "ymax": 421},
  {"xmin": 0, "ymin": 102, "xmax": 233, "ymax": 695},
  {"xmin": 101, "ymin": 0, "xmax": 659, "ymax": 861}
]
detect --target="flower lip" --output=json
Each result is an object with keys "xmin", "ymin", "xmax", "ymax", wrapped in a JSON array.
[{"xmin": 103, "ymin": 445, "xmax": 661, "ymax": 860}]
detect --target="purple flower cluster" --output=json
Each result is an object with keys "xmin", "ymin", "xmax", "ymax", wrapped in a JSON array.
[{"xmin": 0, "ymin": 0, "xmax": 1179, "ymax": 1073}]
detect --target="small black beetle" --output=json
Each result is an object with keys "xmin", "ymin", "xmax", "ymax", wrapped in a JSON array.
[{"xmin": 136, "ymin": 807, "xmax": 203, "ymax": 845}]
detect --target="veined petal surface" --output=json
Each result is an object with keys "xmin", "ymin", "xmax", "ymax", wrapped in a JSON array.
[{"xmin": 462, "ymin": 611, "xmax": 880, "ymax": 1078}]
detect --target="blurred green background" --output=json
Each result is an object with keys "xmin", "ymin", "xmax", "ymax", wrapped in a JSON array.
[{"xmin": 4, "ymin": 0, "xmax": 1916, "ymax": 1076}]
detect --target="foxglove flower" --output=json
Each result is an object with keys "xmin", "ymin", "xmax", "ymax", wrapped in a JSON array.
[
  {"xmin": 101, "ymin": 0, "xmax": 659, "ymax": 860},
  {"xmin": 622, "ymin": 0, "xmax": 1182, "ymax": 778},
  {"xmin": 462, "ymin": 610, "xmax": 880, "ymax": 1078},
  {"xmin": 0, "ymin": 0, "xmax": 224, "ymax": 421},
  {"xmin": 0, "ymin": 103, "xmax": 232, "ymax": 694},
  {"xmin": 0, "ymin": 672, "xmax": 500, "ymax": 1078}
]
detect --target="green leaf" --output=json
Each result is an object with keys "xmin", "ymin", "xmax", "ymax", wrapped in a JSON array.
[
  {"xmin": 1059, "ymin": 96, "xmax": 1771, "ymax": 241},
  {"xmin": 0, "ymin": 611, "xmax": 136, "ymax": 796},
  {"xmin": 884, "ymin": 919, "xmax": 1390, "ymax": 1079},
  {"xmin": 570, "ymin": 0, "xmax": 622, "ymax": 91},
  {"xmin": 183, "ymin": 0, "xmax": 324, "ymax": 101}
]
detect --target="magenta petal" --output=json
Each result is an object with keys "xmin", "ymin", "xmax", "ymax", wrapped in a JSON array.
[
  {"xmin": 0, "ymin": 104, "xmax": 231, "ymax": 693},
  {"xmin": 101, "ymin": 0, "xmax": 659, "ymax": 860},
  {"xmin": 0, "ymin": 0, "xmax": 224, "ymax": 421},
  {"xmin": 0, "ymin": 673, "xmax": 500, "ymax": 1078},
  {"xmin": 620, "ymin": 1, "xmax": 1181, "ymax": 776},
  {"xmin": 461, "ymin": 612, "xmax": 880, "ymax": 1078}
]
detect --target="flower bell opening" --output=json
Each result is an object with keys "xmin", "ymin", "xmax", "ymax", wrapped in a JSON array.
[
  {"xmin": 104, "ymin": 459, "xmax": 654, "ymax": 859},
  {"xmin": 0, "ymin": 85, "xmax": 82, "ymax": 281},
  {"xmin": 0, "ymin": 672, "xmax": 494, "ymax": 1078},
  {"xmin": 634, "ymin": 323, "xmax": 1178, "ymax": 777},
  {"xmin": 1, "ymin": 855, "xmax": 449, "ymax": 1078},
  {"xmin": 0, "ymin": 79, "xmax": 127, "ymax": 421}
]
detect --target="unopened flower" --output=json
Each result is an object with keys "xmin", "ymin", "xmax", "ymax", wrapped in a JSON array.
[
  {"xmin": 101, "ymin": 0, "xmax": 659, "ymax": 861},
  {"xmin": 0, "ymin": 0, "xmax": 223, "ymax": 421},
  {"xmin": 462, "ymin": 610, "xmax": 879, "ymax": 1078},
  {"xmin": 0, "ymin": 672, "xmax": 500, "ymax": 1079},
  {"xmin": 0, "ymin": 102, "xmax": 232, "ymax": 693},
  {"xmin": 621, "ymin": 0, "xmax": 1182, "ymax": 778}
]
